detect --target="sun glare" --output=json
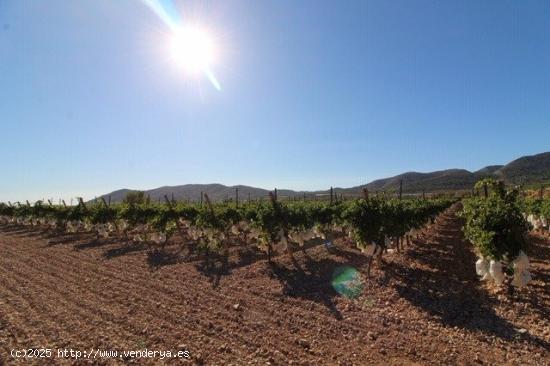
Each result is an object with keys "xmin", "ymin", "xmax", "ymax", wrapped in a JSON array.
[{"xmin": 170, "ymin": 26, "xmax": 215, "ymax": 74}]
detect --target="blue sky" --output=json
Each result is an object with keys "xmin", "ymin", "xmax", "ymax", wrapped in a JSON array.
[{"xmin": 1, "ymin": 0, "xmax": 549, "ymax": 202}]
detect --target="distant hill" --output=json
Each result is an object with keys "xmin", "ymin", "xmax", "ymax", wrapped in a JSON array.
[
  {"xmin": 354, "ymin": 169, "xmax": 478, "ymax": 194},
  {"xmin": 494, "ymin": 152, "xmax": 550, "ymax": 185},
  {"xmin": 94, "ymin": 184, "xmax": 268, "ymax": 203},
  {"xmin": 94, "ymin": 151, "xmax": 550, "ymax": 202},
  {"xmin": 342, "ymin": 152, "xmax": 550, "ymax": 195}
]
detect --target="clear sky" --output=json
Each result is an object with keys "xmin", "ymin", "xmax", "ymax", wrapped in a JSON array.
[{"xmin": 1, "ymin": 0, "xmax": 549, "ymax": 202}]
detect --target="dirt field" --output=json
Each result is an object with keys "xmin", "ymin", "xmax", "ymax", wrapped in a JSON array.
[{"xmin": 0, "ymin": 205, "xmax": 549, "ymax": 365}]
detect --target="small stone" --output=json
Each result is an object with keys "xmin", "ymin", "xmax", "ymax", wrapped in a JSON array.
[
  {"xmin": 233, "ymin": 303, "xmax": 240, "ymax": 310},
  {"xmin": 194, "ymin": 353, "xmax": 204, "ymax": 365},
  {"xmin": 297, "ymin": 339, "xmax": 310, "ymax": 349}
]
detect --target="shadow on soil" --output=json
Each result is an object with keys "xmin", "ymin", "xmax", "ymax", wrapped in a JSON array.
[
  {"xmin": 193, "ymin": 241, "xmax": 358, "ymax": 291},
  {"xmin": 0, "ymin": 226, "xmax": 46, "ymax": 238},
  {"xmin": 267, "ymin": 248, "xmax": 372, "ymax": 321},
  {"xmin": 74, "ymin": 237, "xmax": 120, "ymax": 251},
  {"xmin": 46, "ymin": 233, "xmax": 95, "ymax": 246},
  {"xmin": 146, "ymin": 247, "xmax": 186, "ymax": 268},
  {"xmin": 388, "ymin": 213, "xmax": 550, "ymax": 350},
  {"xmin": 511, "ymin": 234, "xmax": 550, "ymax": 321},
  {"xmin": 103, "ymin": 242, "xmax": 148, "ymax": 259},
  {"xmin": 194, "ymin": 246, "xmax": 268, "ymax": 288}
]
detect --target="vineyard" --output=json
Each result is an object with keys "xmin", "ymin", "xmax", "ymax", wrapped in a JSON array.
[
  {"xmin": 0, "ymin": 194, "xmax": 453, "ymax": 269},
  {"xmin": 0, "ymin": 184, "xmax": 549, "ymax": 365}
]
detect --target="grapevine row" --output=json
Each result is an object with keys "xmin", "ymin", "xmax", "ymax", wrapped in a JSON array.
[
  {"xmin": 0, "ymin": 195, "xmax": 453, "ymax": 265},
  {"xmin": 460, "ymin": 179, "xmax": 549, "ymax": 289}
]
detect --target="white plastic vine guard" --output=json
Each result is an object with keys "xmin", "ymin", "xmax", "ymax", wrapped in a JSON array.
[
  {"xmin": 475, "ymin": 257, "xmax": 489, "ymax": 277},
  {"xmin": 513, "ymin": 251, "xmax": 529, "ymax": 271},
  {"xmin": 489, "ymin": 260, "xmax": 504, "ymax": 285},
  {"xmin": 361, "ymin": 243, "xmax": 376, "ymax": 256},
  {"xmin": 512, "ymin": 269, "xmax": 532, "ymax": 288},
  {"xmin": 150, "ymin": 232, "xmax": 167, "ymax": 244}
]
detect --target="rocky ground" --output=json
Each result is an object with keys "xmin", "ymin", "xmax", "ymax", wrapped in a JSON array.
[{"xmin": 0, "ymin": 205, "xmax": 548, "ymax": 365}]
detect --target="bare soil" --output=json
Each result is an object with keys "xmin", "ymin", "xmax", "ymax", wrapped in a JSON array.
[{"xmin": 0, "ymin": 205, "xmax": 549, "ymax": 365}]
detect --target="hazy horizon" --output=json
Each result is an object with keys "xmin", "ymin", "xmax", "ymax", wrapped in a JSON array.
[{"xmin": 4, "ymin": 150, "xmax": 548, "ymax": 203}]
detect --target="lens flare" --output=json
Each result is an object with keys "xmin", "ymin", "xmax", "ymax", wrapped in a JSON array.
[
  {"xmin": 141, "ymin": 0, "xmax": 221, "ymax": 90},
  {"xmin": 331, "ymin": 266, "xmax": 365, "ymax": 299},
  {"xmin": 141, "ymin": 0, "xmax": 180, "ymax": 31}
]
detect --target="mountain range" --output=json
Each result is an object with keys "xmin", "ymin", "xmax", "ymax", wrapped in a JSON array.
[{"xmin": 96, "ymin": 151, "xmax": 550, "ymax": 202}]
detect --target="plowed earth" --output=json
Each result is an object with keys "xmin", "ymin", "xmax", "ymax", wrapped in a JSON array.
[{"xmin": 0, "ymin": 205, "xmax": 549, "ymax": 365}]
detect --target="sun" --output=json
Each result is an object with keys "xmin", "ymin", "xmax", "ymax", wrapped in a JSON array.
[{"xmin": 170, "ymin": 25, "xmax": 215, "ymax": 74}]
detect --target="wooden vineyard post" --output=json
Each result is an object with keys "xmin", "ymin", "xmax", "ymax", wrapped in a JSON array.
[
  {"xmin": 108, "ymin": 195, "xmax": 111, "ymax": 206},
  {"xmin": 200, "ymin": 191, "xmax": 203, "ymax": 207},
  {"xmin": 164, "ymin": 194, "xmax": 184, "ymax": 236},
  {"xmin": 74, "ymin": 197, "xmax": 89, "ymax": 232},
  {"xmin": 362, "ymin": 188, "xmax": 369, "ymax": 200},
  {"xmin": 99, "ymin": 196, "xmax": 120, "ymax": 236},
  {"xmin": 422, "ymin": 189, "xmax": 426, "ymax": 200},
  {"xmin": 540, "ymin": 185, "xmax": 544, "ymax": 200},
  {"xmin": 267, "ymin": 192, "xmax": 281, "ymax": 263},
  {"xmin": 483, "ymin": 183, "xmax": 488, "ymax": 198},
  {"xmin": 100, "ymin": 197, "xmax": 108, "ymax": 208},
  {"xmin": 203, "ymin": 193, "xmax": 214, "ymax": 214},
  {"xmin": 171, "ymin": 192, "xmax": 175, "ymax": 204},
  {"xmin": 236, "ymin": 187, "xmax": 239, "ymax": 208},
  {"xmin": 202, "ymin": 192, "xmax": 217, "ymax": 259},
  {"xmin": 59, "ymin": 200, "xmax": 66, "ymax": 231},
  {"xmin": 248, "ymin": 192, "xmax": 251, "ymax": 203},
  {"xmin": 330, "ymin": 186, "xmax": 334, "ymax": 205},
  {"xmin": 399, "ymin": 180, "xmax": 403, "ymax": 200}
]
